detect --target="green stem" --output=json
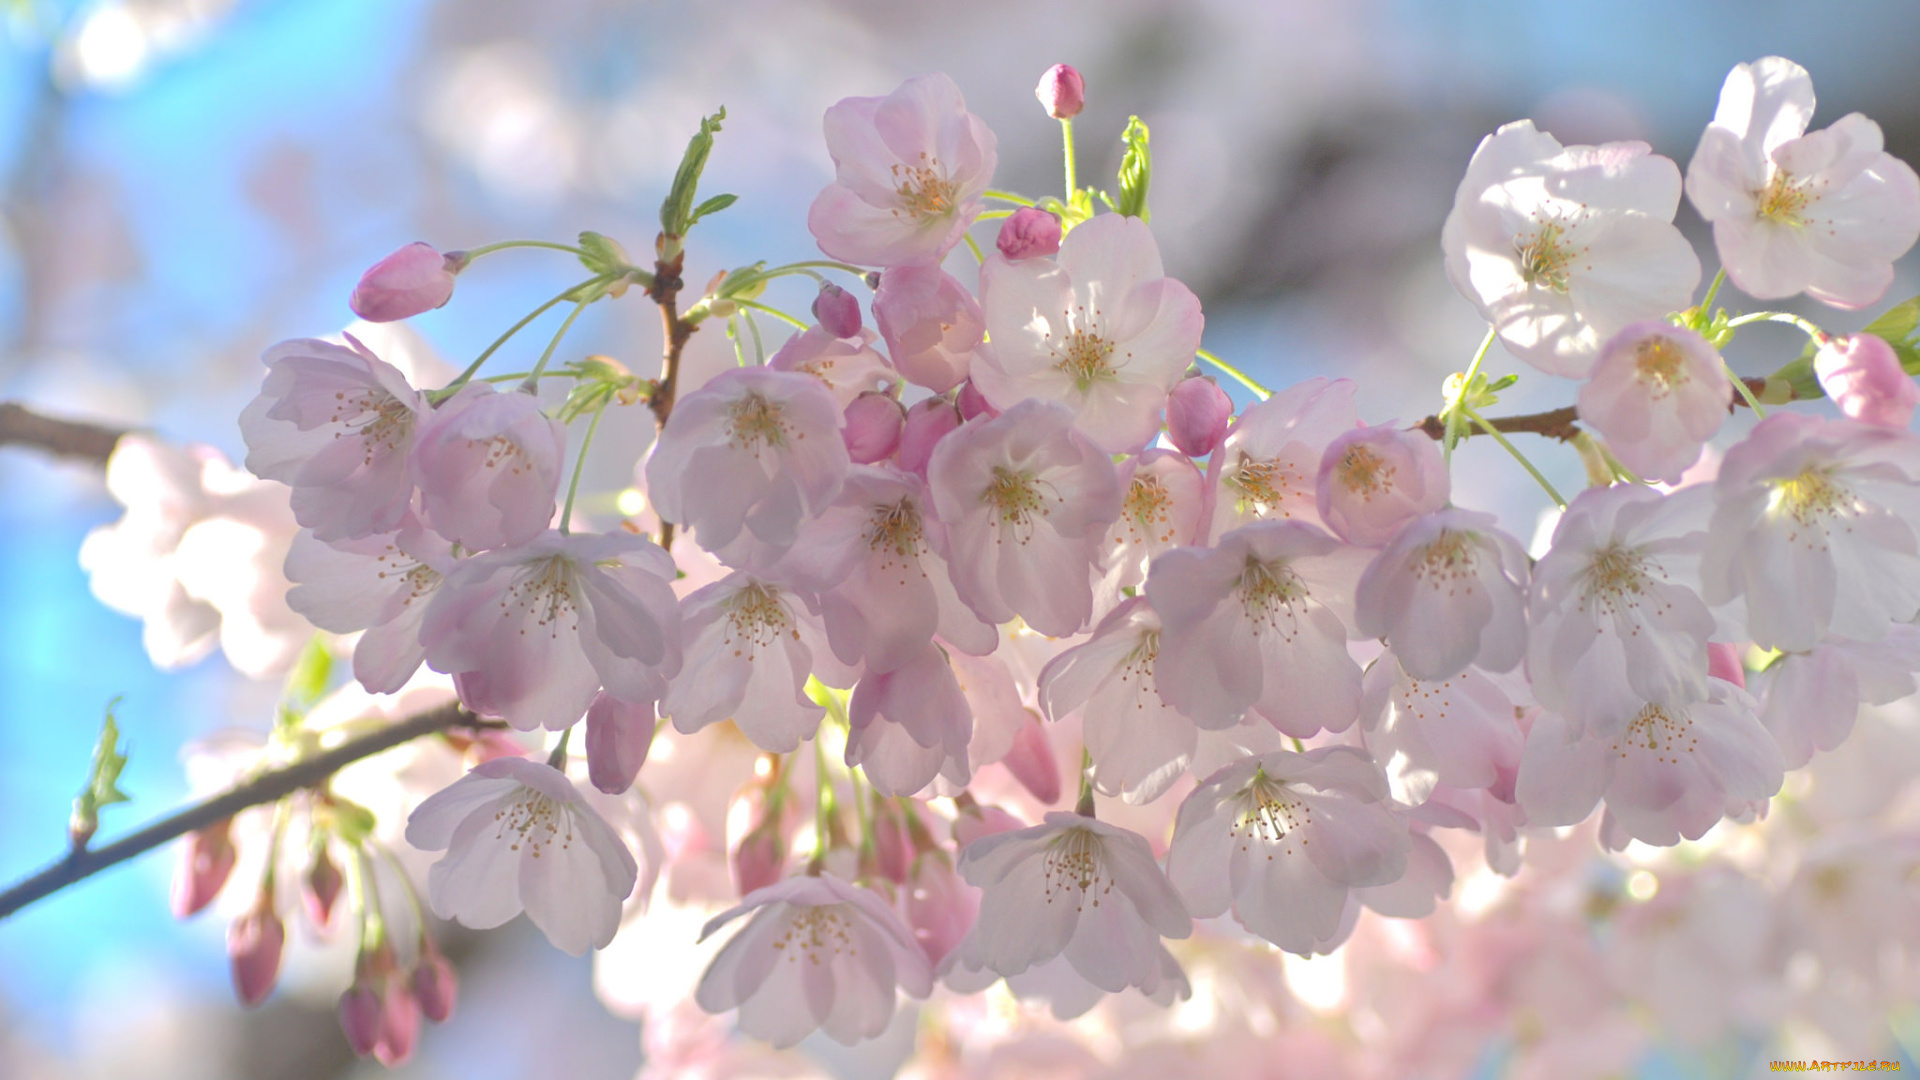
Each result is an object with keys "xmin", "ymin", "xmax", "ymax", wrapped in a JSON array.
[
  {"xmin": 546, "ymin": 726, "xmax": 573, "ymax": 770},
  {"xmin": 1196, "ymin": 347, "xmax": 1271, "ymax": 399},
  {"xmin": 461, "ymin": 239, "xmax": 589, "ymax": 260},
  {"xmin": 727, "ymin": 315, "xmax": 748, "ymax": 367},
  {"xmin": 1725, "ymin": 360, "xmax": 1768, "ymax": 418},
  {"xmin": 1696, "ymin": 267, "xmax": 1727, "ymax": 323},
  {"xmin": 1060, "ymin": 118, "xmax": 1078, "ymax": 203},
  {"xmin": 1724, "ymin": 310, "xmax": 1828, "ymax": 343},
  {"xmin": 433, "ymin": 278, "xmax": 599, "ymax": 402},
  {"xmin": 520, "ymin": 299, "xmax": 590, "ymax": 391},
  {"xmin": 743, "ymin": 307, "xmax": 766, "ymax": 363},
  {"xmin": 813, "ymin": 733, "xmax": 835, "ymax": 865},
  {"xmin": 734, "ymin": 298, "xmax": 809, "ymax": 331},
  {"xmin": 1445, "ymin": 327, "xmax": 1500, "ymax": 465},
  {"xmin": 559, "ymin": 403, "xmax": 608, "ymax": 534},
  {"xmin": 1463, "ymin": 405, "xmax": 1567, "ymax": 508},
  {"xmin": 963, "ymin": 233, "xmax": 985, "ymax": 264},
  {"xmin": 985, "ymin": 189, "xmax": 1036, "ymax": 207},
  {"xmin": 975, "ymin": 209, "xmax": 1014, "ymax": 222},
  {"xmin": 1074, "ymin": 748, "xmax": 1095, "ymax": 818}
]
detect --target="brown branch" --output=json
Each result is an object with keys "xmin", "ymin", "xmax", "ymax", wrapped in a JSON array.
[
  {"xmin": 0, "ymin": 701, "xmax": 492, "ymax": 921},
  {"xmin": 0, "ymin": 401, "xmax": 128, "ymax": 465},
  {"xmin": 646, "ymin": 247, "xmax": 697, "ymax": 552},
  {"xmin": 1414, "ymin": 377, "xmax": 1772, "ymax": 443}
]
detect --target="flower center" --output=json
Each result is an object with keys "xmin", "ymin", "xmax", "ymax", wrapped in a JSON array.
[
  {"xmin": 723, "ymin": 581, "xmax": 796, "ymax": 659},
  {"xmin": 1513, "ymin": 217, "xmax": 1583, "ymax": 293},
  {"xmin": 1633, "ymin": 337, "xmax": 1692, "ymax": 397},
  {"xmin": 1119, "ymin": 473, "xmax": 1175, "ymax": 545},
  {"xmin": 1054, "ymin": 326, "xmax": 1117, "ymax": 389},
  {"xmin": 1041, "ymin": 827, "xmax": 1113, "ymax": 910},
  {"xmin": 1232, "ymin": 773, "xmax": 1313, "ymax": 857},
  {"xmin": 1758, "ymin": 170, "xmax": 1814, "ymax": 225},
  {"xmin": 865, "ymin": 496, "xmax": 925, "ymax": 565},
  {"xmin": 1238, "ymin": 557, "xmax": 1308, "ymax": 638},
  {"xmin": 1610, "ymin": 703, "xmax": 1697, "ymax": 765},
  {"xmin": 1580, "ymin": 543, "xmax": 1655, "ymax": 616},
  {"xmin": 1768, "ymin": 467, "xmax": 1855, "ymax": 549},
  {"xmin": 1335, "ymin": 443, "xmax": 1396, "ymax": 499},
  {"xmin": 1412, "ymin": 529, "xmax": 1479, "ymax": 587},
  {"xmin": 727, "ymin": 392, "xmax": 790, "ymax": 450},
  {"xmin": 335, "ymin": 390, "xmax": 413, "ymax": 461},
  {"xmin": 1226, "ymin": 451, "xmax": 1306, "ymax": 518},
  {"xmin": 982, "ymin": 466, "xmax": 1051, "ymax": 538},
  {"xmin": 370, "ymin": 541, "xmax": 442, "ymax": 608},
  {"xmin": 495, "ymin": 788, "xmax": 573, "ymax": 858},
  {"xmin": 504, "ymin": 555, "xmax": 581, "ymax": 636},
  {"xmin": 772, "ymin": 905, "xmax": 856, "ymax": 964},
  {"xmin": 890, "ymin": 155, "xmax": 958, "ymax": 224}
]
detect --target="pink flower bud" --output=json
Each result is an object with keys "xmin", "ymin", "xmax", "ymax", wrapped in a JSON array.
[
  {"xmin": 375, "ymin": 980, "xmax": 422, "ymax": 1067},
  {"xmin": 412, "ymin": 947, "xmax": 458, "ymax": 1024},
  {"xmin": 585, "ymin": 691, "xmax": 655, "ymax": 795},
  {"xmin": 349, "ymin": 242, "xmax": 460, "ymax": 322},
  {"xmin": 1707, "ymin": 642, "xmax": 1747, "ymax": 689},
  {"xmin": 869, "ymin": 798, "xmax": 912, "ymax": 884},
  {"xmin": 729, "ymin": 780, "xmax": 789, "ymax": 898},
  {"xmin": 1815, "ymin": 333, "xmax": 1919, "ymax": 428},
  {"xmin": 896, "ymin": 397, "xmax": 962, "ymax": 479},
  {"xmin": 951, "ymin": 802, "xmax": 1025, "ymax": 847},
  {"xmin": 906, "ymin": 851, "xmax": 979, "ymax": 966},
  {"xmin": 843, "ymin": 391, "xmax": 905, "ymax": 464},
  {"xmin": 811, "ymin": 282, "xmax": 863, "ymax": 339},
  {"xmin": 995, "ymin": 207, "xmax": 1063, "ymax": 260},
  {"xmin": 999, "ymin": 710, "xmax": 1062, "ymax": 805},
  {"xmin": 227, "ymin": 900, "xmax": 285, "ymax": 1007},
  {"xmin": 338, "ymin": 986, "xmax": 383, "ymax": 1057},
  {"xmin": 1035, "ymin": 63, "xmax": 1086, "ymax": 120},
  {"xmin": 170, "ymin": 820, "xmax": 235, "ymax": 919},
  {"xmin": 304, "ymin": 847, "xmax": 343, "ymax": 928},
  {"xmin": 956, "ymin": 378, "xmax": 998, "ymax": 421},
  {"xmin": 1164, "ymin": 374, "xmax": 1233, "ymax": 456}
]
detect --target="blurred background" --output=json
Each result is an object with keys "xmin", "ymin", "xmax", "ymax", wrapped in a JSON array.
[{"xmin": 3, "ymin": 1, "xmax": 1920, "ymax": 1077}]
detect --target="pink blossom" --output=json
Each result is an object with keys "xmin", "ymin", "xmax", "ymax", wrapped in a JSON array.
[
  {"xmin": 997, "ymin": 207, "xmax": 1063, "ymax": 260},
  {"xmin": 766, "ymin": 325, "xmax": 893, "ymax": 408},
  {"xmin": 951, "ymin": 812, "xmax": 1191, "ymax": 996},
  {"xmin": 1700, "ymin": 412, "xmax": 1920, "ymax": 652},
  {"xmin": 405, "ymin": 757, "xmax": 639, "ymax": 954},
  {"xmin": 808, "ymin": 73, "xmax": 997, "ymax": 268},
  {"xmin": 841, "ymin": 391, "xmax": 904, "ymax": 464},
  {"xmin": 1148, "ymin": 519, "xmax": 1365, "ymax": 736},
  {"xmin": 421, "ymin": 530, "xmax": 681, "ymax": 731},
  {"xmin": 1209, "ymin": 376, "xmax": 1358, "ymax": 539},
  {"xmin": 663, "ymin": 573, "xmax": 834, "ymax": 753},
  {"xmin": 410, "ymin": 382, "xmax": 565, "ymax": 551},
  {"xmin": 999, "ymin": 711, "xmax": 1061, "ymax": 805},
  {"xmin": 1166, "ymin": 747, "xmax": 1409, "ymax": 956},
  {"xmin": 1516, "ymin": 679, "xmax": 1783, "ymax": 848},
  {"xmin": 1685, "ymin": 57, "xmax": 1920, "ymax": 308},
  {"xmin": 1815, "ymin": 333, "xmax": 1919, "ymax": 428},
  {"xmin": 283, "ymin": 516, "xmax": 455, "ymax": 694},
  {"xmin": 1443, "ymin": 121, "xmax": 1700, "ymax": 377},
  {"xmin": 846, "ymin": 643, "xmax": 974, "ymax": 796},
  {"xmin": 928, "ymin": 399, "xmax": 1123, "ymax": 636},
  {"xmin": 227, "ymin": 899, "xmax": 285, "ymax": 1006},
  {"xmin": 645, "ymin": 366, "xmax": 849, "ymax": 559},
  {"xmin": 1038, "ymin": 596, "xmax": 1196, "ymax": 805},
  {"xmin": 241, "ymin": 336, "xmax": 426, "ymax": 541},
  {"xmin": 811, "ymin": 281, "xmax": 863, "ymax": 338},
  {"xmin": 1577, "ymin": 322, "xmax": 1732, "ymax": 483},
  {"xmin": 1164, "ymin": 373, "xmax": 1233, "ymax": 457},
  {"xmin": 1316, "ymin": 423, "xmax": 1450, "ymax": 547},
  {"xmin": 350, "ymin": 242, "xmax": 461, "ymax": 322},
  {"xmin": 584, "ymin": 691, "xmax": 656, "ymax": 795},
  {"xmin": 695, "ymin": 875, "xmax": 933, "ymax": 1047},
  {"xmin": 1096, "ymin": 449, "xmax": 1206, "ymax": 612},
  {"xmin": 974, "ymin": 213, "xmax": 1206, "ymax": 452},
  {"xmin": 872, "ymin": 266, "xmax": 984, "ymax": 393},
  {"xmin": 1035, "ymin": 64, "xmax": 1086, "ymax": 120},
  {"xmin": 1755, "ymin": 626, "xmax": 1920, "ymax": 768},
  {"xmin": 1354, "ymin": 508, "xmax": 1530, "ymax": 682},
  {"xmin": 1359, "ymin": 650, "xmax": 1524, "ymax": 804},
  {"xmin": 896, "ymin": 396, "xmax": 962, "ymax": 478}
]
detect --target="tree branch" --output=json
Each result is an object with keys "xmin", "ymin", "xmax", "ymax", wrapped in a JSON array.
[
  {"xmin": 646, "ymin": 247, "xmax": 696, "ymax": 552},
  {"xmin": 0, "ymin": 401, "xmax": 127, "ymax": 465},
  {"xmin": 1414, "ymin": 377, "xmax": 1772, "ymax": 443},
  {"xmin": 0, "ymin": 701, "xmax": 491, "ymax": 921}
]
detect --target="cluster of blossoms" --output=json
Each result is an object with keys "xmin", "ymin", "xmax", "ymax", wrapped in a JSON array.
[{"xmin": 65, "ymin": 56, "xmax": 1920, "ymax": 1074}]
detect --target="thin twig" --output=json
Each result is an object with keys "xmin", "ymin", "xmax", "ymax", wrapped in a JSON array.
[
  {"xmin": 0, "ymin": 401, "xmax": 127, "ymax": 465},
  {"xmin": 0, "ymin": 701, "xmax": 493, "ymax": 920},
  {"xmin": 646, "ymin": 247, "xmax": 698, "ymax": 551},
  {"xmin": 1414, "ymin": 377, "xmax": 1773, "ymax": 443}
]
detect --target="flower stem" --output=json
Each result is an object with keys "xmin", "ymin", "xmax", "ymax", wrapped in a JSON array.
[
  {"xmin": 1445, "ymin": 326, "xmax": 1500, "ymax": 465},
  {"xmin": 1060, "ymin": 119, "xmax": 1078, "ymax": 203},
  {"xmin": 1196, "ymin": 347, "xmax": 1272, "ymax": 399},
  {"xmin": 1724, "ymin": 359, "xmax": 1768, "ymax": 418},
  {"xmin": 461, "ymin": 239, "xmax": 590, "ymax": 261},
  {"xmin": 434, "ymin": 277, "xmax": 602, "ymax": 402},
  {"xmin": 1463, "ymin": 404, "xmax": 1567, "ymax": 508},
  {"xmin": 963, "ymin": 232, "xmax": 986, "ymax": 264},
  {"xmin": 1075, "ymin": 748, "xmax": 1095, "ymax": 818},
  {"xmin": 1695, "ymin": 267, "xmax": 1727, "ymax": 324},
  {"xmin": 520, "ymin": 299, "xmax": 591, "ymax": 392},
  {"xmin": 734, "ymin": 297, "xmax": 808, "ymax": 331},
  {"xmin": 559, "ymin": 402, "xmax": 608, "ymax": 534},
  {"xmin": 985, "ymin": 189, "xmax": 1036, "ymax": 207},
  {"xmin": 1725, "ymin": 309, "xmax": 1827, "ymax": 343}
]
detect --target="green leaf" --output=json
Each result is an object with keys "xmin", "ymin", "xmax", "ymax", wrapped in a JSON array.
[
  {"xmin": 319, "ymin": 797, "xmax": 378, "ymax": 845},
  {"xmin": 577, "ymin": 231, "xmax": 632, "ymax": 275},
  {"xmin": 687, "ymin": 193, "xmax": 738, "ymax": 227},
  {"xmin": 286, "ymin": 635, "xmax": 333, "ymax": 711},
  {"xmin": 660, "ymin": 107, "xmax": 728, "ymax": 245},
  {"xmin": 1115, "ymin": 116, "xmax": 1152, "ymax": 222},
  {"xmin": 71, "ymin": 697, "xmax": 131, "ymax": 846}
]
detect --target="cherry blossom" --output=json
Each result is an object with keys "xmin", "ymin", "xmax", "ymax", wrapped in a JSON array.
[
  {"xmin": 1814, "ymin": 332, "xmax": 1919, "ymax": 428},
  {"xmin": 926, "ymin": 399, "xmax": 1122, "ymax": 637},
  {"xmin": 973, "ymin": 212, "xmax": 1206, "ymax": 452},
  {"xmin": 1700, "ymin": 412, "xmax": 1920, "ymax": 652},
  {"xmin": 1576, "ymin": 322, "xmax": 1732, "ymax": 484},
  {"xmin": 845, "ymin": 642, "xmax": 974, "ymax": 796},
  {"xmin": 1208, "ymin": 376, "xmax": 1357, "ymax": 539},
  {"xmin": 694, "ymin": 875, "xmax": 932, "ymax": 1047},
  {"xmin": 1755, "ymin": 626, "xmax": 1920, "ymax": 768},
  {"xmin": 871, "ymin": 266, "xmax": 984, "ymax": 393},
  {"xmin": 409, "ymin": 382, "xmax": 565, "ymax": 551},
  {"xmin": 1685, "ymin": 56, "xmax": 1920, "ymax": 308},
  {"xmin": 766, "ymin": 325, "xmax": 894, "ymax": 409},
  {"xmin": 663, "ymin": 572, "xmax": 835, "ymax": 753},
  {"xmin": 405, "ymin": 757, "xmax": 640, "ymax": 955},
  {"xmin": 421, "ymin": 530, "xmax": 682, "ymax": 731},
  {"xmin": 1442, "ymin": 120, "xmax": 1700, "ymax": 377},
  {"xmin": 1038, "ymin": 597, "xmax": 1195, "ymax": 805},
  {"xmin": 1095, "ymin": 449, "xmax": 1206, "ymax": 613},
  {"xmin": 808, "ymin": 73, "xmax": 997, "ymax": 268},
  {"xmin": 1164, "ymin": 373, "xmax": 1233, "ymax": 458},
  {"xmin": 1035, "ymin": 63, "xmax": 1085, "ymax": 120},
  {"xmin": 350, "ymin": 242, "xmax": 461, "ymax": 322},
  {"xmin": 1359, "ymin": 650, "xmax": 1525, "ymax": 805},
  {"xmin": 1166, "ymin": 747, "xmax": 1410, "ymax": 956},
  {"xmin": 284, "ymin": 517, "xmax": 455, "ymax": 694},
  {"xmin": 1316, "ymin": 423, "xmax": 1450, "ymax": 548},
  {"xmin": 1354, "ymin": 508, "xmax": 1530, "ymax": 682},
  {"xmin": 997, "ymin": 207, "xmax": 1063, "ymax": 260}
]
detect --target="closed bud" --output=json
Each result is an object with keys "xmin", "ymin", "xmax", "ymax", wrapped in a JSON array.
[
  {"xmin": 1164, "ymin": 373, "xmax": 1233, "ymax": 457},
  {"xmin": 895, "ymin": 397, "xmax": 962, "ymax": 479},
  {"xmin": 411, "ymin": 945, "xmax": 459, "ymax": 1024},
  {"xmin": 374, "ymin": 979, "xmax": 422, "ymax": 1067},
  {"xmin": 999, "ymin": 709, "xmax": 1062, "ymax": 805},
  {"xmin": 812, "ymin": 282, "xmax": 863, "ymax": 339},
  {"xmin": 843, "ymin": 391, "xmax": 905, "ymax": 464},
  {"xmin": 956, "ymin": 378, "xmax": 998, "ymax": 421},
  {"xmin": 1035, "ymin": 63, "xmax": 1086, "ymax": 120},
  {"xmin": 951, "ymin": 801, "xmax": 1025, "ymax": 847},
  {"xmin": 349, "ymin": 242, "xmax": 460, "ymax": 322},
  {"xmin": 338, "ymin": 986, "xmax": 383, "ymax": 1057},
  {"xmin": 304, "ymin": 846, "xmax": 343, "ymax": 928},
  {"xmin": 995, "ymin": 207, "xmax": 1063, "ymax": 260},
  {"xmin": 1707, "ymin": 642, "xmax": 1747, "ymax": 689},
  {"xmin": 869, "ymin": 797, "xmax": 912, "ymax": 884},
  {"xmin": 1815, "ymin": 333, "xmax": 1919, "ymax": 429},
  {"xmin": 170, "ymin": 820, "xmax": 235, "ymax": 919},
  {"xmin": 585, "ymin": 691, "xmax": 656, "ymax": 795},
  {"xmin": 906, "ymin": 851, "xmax": 978, "ymax": 967},
  {"xmin": 227, "ymin": 898, "xmax": 285, "ymax": 1007}
]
